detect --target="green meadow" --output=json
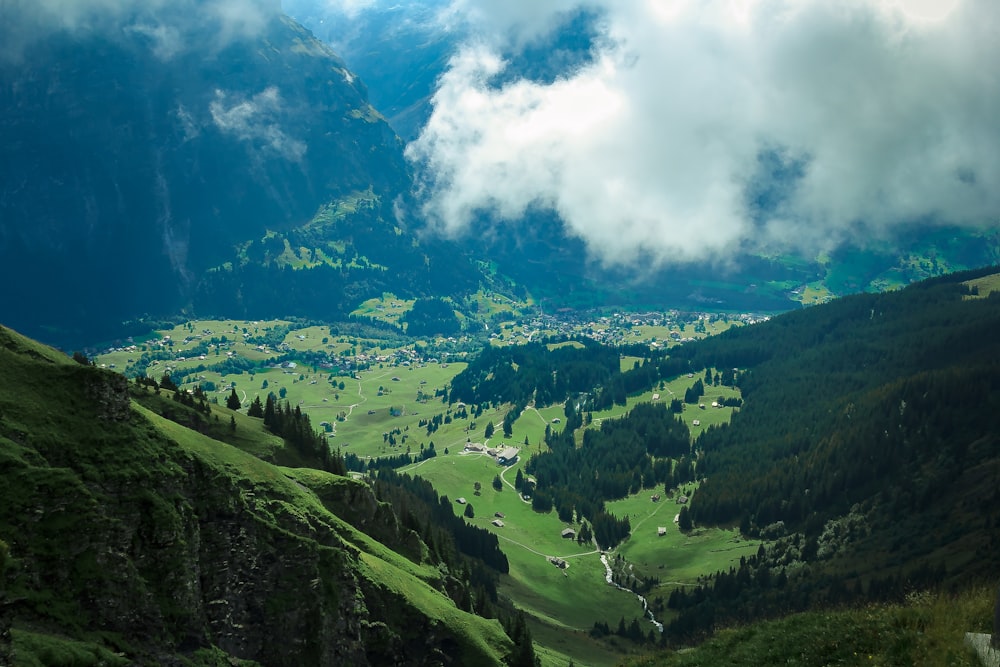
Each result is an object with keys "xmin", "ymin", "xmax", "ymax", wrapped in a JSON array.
[
  {"xmin": 607, "ymin": 489, "xmax": 761, "ymax": 586},
  {"xmin": 402, "ymin": 451, "xmax": 648, "ymax": 667}
]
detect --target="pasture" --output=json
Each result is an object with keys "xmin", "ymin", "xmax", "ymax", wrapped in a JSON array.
[
  {"xmin": 963, "ymin": 270, "xmax": 1000, "ymax": 298},
  {"xmin": 607, "ymin": 490, "xmax": 761, "ymax": 586},
  {"xmin": 405, "ymin": 451, "xmax": 649, "ymax": 667}
]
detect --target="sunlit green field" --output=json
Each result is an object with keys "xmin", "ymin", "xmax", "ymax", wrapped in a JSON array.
[
  {"xmin": 405, "ymin": 452, "xmax": 647, "ymax": 667},
  {"xmin": 608, "ymin": 490, "xmax": 760, "ymax": 585},
  {"xmin": 963, "ymin": 271, "xmax": 1000, "ymax": 298}
]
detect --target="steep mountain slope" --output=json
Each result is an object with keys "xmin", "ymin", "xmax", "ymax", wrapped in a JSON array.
[
  {"xmin": 0, "ymin": 4, "xmax": 414, "ymax": 345},
  {"xmin": 0, "ymin": 324, "xmax": 512, "ymax": 665},
  {"xmin": 283, "ymin": 0, "xmax": 453, "ymax": 142}
]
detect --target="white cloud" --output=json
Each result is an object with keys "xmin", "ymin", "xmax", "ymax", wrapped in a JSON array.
[
  {"xmin": 436, "ymin": 0, "xmax": 597, "ymax": 48},
  {"xmin": 210, "ymin": 87, "xmax": 307, "ymax": 162},
  {"xmin": 0, "ymin": 0, "xmax": 279, "ymax": 61},
  {"xmin": 408, "ymin": 0, "xmax": 1000, "ymax": 267}
]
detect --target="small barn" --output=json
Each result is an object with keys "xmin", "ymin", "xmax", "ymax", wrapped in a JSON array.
[
  {"xmin": 561, "ymin": 528, "xmax": 576, "ymax": 539},
  {"xmin": 657, "ymin": 526, "xmax": 667, "ymax": 536},
  {"xmin": 497, "ymin": 447, "xmax": 521, "ymax": 466},
  {"xmin": 676, "ymin": 495, "xmax": 689, "ymax": 505},
  {"xmin": 492, "ymin": 519, "xmax": 504, "ymax": 528}
]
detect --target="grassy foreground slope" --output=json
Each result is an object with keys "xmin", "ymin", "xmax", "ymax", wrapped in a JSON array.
[
  {"xmin": 0, "ymin": 324, "xmax": 511, "ymax": 666},
  {"xmin": 624, "ymin": 585, "xmax": 995, "ymax": 667}
]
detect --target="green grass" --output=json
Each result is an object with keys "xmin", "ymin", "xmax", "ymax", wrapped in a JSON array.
[
  {"xmin": 609, "ymin": 489, "xmax": 760, "ymax": 586},
  {"xmin": 402, "ymin": 453, "xmax": 639, "ymax": 633},
  {"xmin": 130, "ymin": 385, "xmax": 289, "ymax": 462},
  {"xmin": 10, "ymin": 629, "xmax": 131, "ymax": 667},
  {"xmin": 623, "ymin": 585, "xmax": 996, "ymax": 667},
  {"xmin": 358, "ymin": 551, "xmax": 513, "ymax": 664},
  {"xmin": 531, "ymin": 621, "xmax": 637, "ymax": 667},
  {"xmin": 350, "ymin": 293, "xmax": 414, "ymax": 326},
  {"xmin": 963, "ymin": 271, "xmax": 1000, "ymax": 299}
]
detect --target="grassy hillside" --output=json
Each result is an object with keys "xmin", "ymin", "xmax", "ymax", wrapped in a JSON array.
[
  {"xmin": 0, "ymin": 324, "xmax": 512, "ymax": 666},
  {"xmin": 624, "ymin": 585, "xmax": 995, "ymax": 667}
]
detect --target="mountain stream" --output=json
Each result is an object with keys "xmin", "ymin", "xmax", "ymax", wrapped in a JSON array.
[{"xmin": 600, "ymin": 553, "xmax": 664, "ymax": 633}]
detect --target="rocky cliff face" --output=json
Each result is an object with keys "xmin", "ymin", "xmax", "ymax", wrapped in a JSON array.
[
  {"xmin": 0, "ymin": 325, "xmax": 509, "ymax": 665},
  {"xmin": 0, "ymin": 4, "xmax": 408, "ymax": 344}
]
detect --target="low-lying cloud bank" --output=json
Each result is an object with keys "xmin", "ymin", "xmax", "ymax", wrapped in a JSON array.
[{"xmin": 407, "ymin": 0, "xmax": 1000, "ymax": 267}]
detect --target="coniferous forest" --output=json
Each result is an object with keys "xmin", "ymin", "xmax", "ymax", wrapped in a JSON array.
[{"xmin": 643, "ymin": 268, "xmax": 1000, "ymax": 641}]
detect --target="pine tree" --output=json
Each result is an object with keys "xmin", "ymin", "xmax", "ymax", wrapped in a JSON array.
[
  {"xmin": 263, "ymin": 393, "xmax": 276, "ymax": 427},
  {"xmin": 678, "ymin": 505, "xmax": 693, "ymax": 532},
  {"xmin": 506, "ymin": 612, "xmax": 540, "ymax": 667},
  {"xmin": 247, "ymin": 395, "xmax": 264, "ymax": 418},
  {"xmin": 226, "ymin": 388, "xmax": 241, "ymax": 410}
]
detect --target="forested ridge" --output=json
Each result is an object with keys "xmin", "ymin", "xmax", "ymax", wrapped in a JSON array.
[
  {"xmin": 448, "ymin": 337, "xmax": 691, "ymax": 412},
  {"xmin": 659, "ymin": 267, "xmax": 1000, "ymax": 641},
  {"xmin": 674, "ymin": 267, "xmax": 1000, "ymax": 531}
]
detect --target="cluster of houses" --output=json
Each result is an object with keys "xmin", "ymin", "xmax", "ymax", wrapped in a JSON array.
[
  {"xmin": 462, "ymin": 442, "xmax": 520, "ymax": 466},
  {"xmin": 486, "ymin": 309, "xmax": 771, "ymax": 351}
]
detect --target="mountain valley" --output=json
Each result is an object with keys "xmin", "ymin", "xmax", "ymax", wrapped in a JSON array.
[{"xmin": 1, "ymin": 2, "xmax": 999, "ymax": 666}]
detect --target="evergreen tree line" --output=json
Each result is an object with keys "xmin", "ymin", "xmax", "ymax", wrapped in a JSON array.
[
  {"xmin": 449, "ymin": 336, "xmax": 697, "ymax": 413},
  {"xmin": 257, "ymin": 393, "xmax": 345, "ymax": 475},
  {"xmin": 130, "ymin": 376, "xmax": 221, "ymax": 437},
  {"xmin": 663, "ymin": 545, "xmax": 952, "ymax": 644},
  {"xmin": 449, "ymin": 338, "xmax": 628, "ymax": 408},
  {"xmin": 373, "ymin": 469, "xmax": 510, "ymax": 577},
  {"xmin": 590, "ymin": 615, "xmax": 659, "ymax": 646},
  {"xmin": 342, "ymin": 443, "xmax": 437, "ymax": 473}
]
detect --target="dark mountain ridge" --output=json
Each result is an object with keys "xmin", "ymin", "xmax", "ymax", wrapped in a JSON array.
[{"xmin": 0, "ymin": 5, "xmax": 410, "ymax": 345}]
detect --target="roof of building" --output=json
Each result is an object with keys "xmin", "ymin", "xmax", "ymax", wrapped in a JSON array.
[{"xmin": 497, "ymin": 446, "xmax": 520, "ymax": 461}]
